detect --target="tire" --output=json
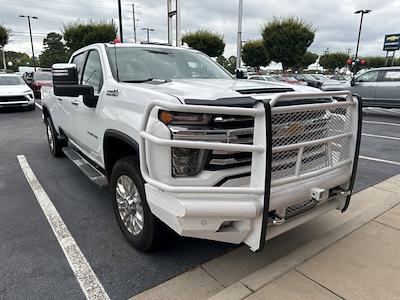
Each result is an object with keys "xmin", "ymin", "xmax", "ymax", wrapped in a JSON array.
[
  {"xmin": 45, "ymin": 117, "xmax": 64, "ymax": 157},
  {"xmin": 110, "ymin": 156, "xmax": 166, "ymax": 252}
]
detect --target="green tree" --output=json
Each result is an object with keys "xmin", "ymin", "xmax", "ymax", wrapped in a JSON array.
[
  {"xmin": 182, "ymin": 30, "xmax": 225, "ymax": 57},
  {"xmin": 39, "ymin": 32, "xmax": 69, "ymax": 67},
  {"xmin": 242, "ymin": 40, "xmax": 270, "ymax": 72},
  {"xmin": 3, "ymin": 51, "xmax": 31, "ymax": 72},
  {"xmin": 63, "ymin": 20, "xmax": 117, "ymax": 54},
  {"xmin": 0, "ymin": 25, "xmax": 10, "ymax": 48},
  {"xmin": 299, "ymin": 51, "xmax": 318, "ymax": 69},
  {"xmin": 216, "ymin": 55, "xmax": 236, "ymax": 74},
  {"xmin": 261, "ymin": 17, "xmax": 315, "ymax": 71},
  {"xmin": 319, "ymin": 52, "xmax": 348, "ymax": 71},
  {"xmin": 363, "ymin": 56, "xmax": 386, "ymax": 68}
]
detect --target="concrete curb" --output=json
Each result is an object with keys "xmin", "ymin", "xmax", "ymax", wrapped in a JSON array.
[{"xmin": 209, "ymin": 175, "xmax": 400, "ymax": 299}]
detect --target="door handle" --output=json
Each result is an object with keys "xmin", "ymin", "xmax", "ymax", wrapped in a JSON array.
[
  {"xmin": 71, "ymin": 100, "xmax": 79, "ymax": 106},
  {"xmin": 57, "ymin": 97, "xmax": 63, "ymax": 101}
]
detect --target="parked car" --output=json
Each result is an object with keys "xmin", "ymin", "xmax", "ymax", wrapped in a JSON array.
[
  {"xmin": 30, "ymin": 71, "xmax": 53, "ymax": 99},
  {"xmin": 349, "ymin": 67, "xmax": 400, "ymax": 108},
  {"xmin": 310, "ymin": 74, "xmax": 350, "ymax": 91},
  {"xmin": 248, "ymin": 75, "xmax": 280, "ymax": 82},
  {"xmin": 291, "ymin": 74, "xmax": 323, "ymax": 88},
  {"xmin": 329, "ymin": 74, "xmax": 349, "ymax": 82},
  {"xmin": 42, "ymin": 43, "xmax": 361, "ymax": 252},
  {"xmin": 0, "ymin": 74, "xmax": 35, "ymax": 110},
  {"xmin": 271, "ymin": 74, "xmax": 304, "ymax": 85}
]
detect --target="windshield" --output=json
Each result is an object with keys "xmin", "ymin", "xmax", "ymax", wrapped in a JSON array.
[
  {"xmin": 106, "ymin": 47, "xmax": 232, "ymax": 81},
  {"xmin": 0, "ymin": 76, "xmax": 25, "ymax": 85},
  {"xmin": 35, "ymin": 72, "xmax": 52, "ymax": 81},
  {"xmin": 272, "ymin": 75, "xmax": 285, "ymax": 81}
]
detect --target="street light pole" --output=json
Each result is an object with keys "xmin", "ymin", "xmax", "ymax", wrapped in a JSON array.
[
  {"xmin": 354, "ymin": 9, "xmax": 371, "ymax": 61},
  {"xmin": 19, "ymin": 15, "xmax": 38, "ymax": 71},
  {"xmin": 142, "ymin": 28, "xmax": 154, "ymax": 43},
  {"xmin": 236, "ymin": 0, "xmax": 243, "ymax": 70},
  {"xmin": 118, "ymin": 0, "xmax": 123, "ymax": 42}
]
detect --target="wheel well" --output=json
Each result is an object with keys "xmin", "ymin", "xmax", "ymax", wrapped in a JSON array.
[{"xmin": 103, "ymin": 132, "xmax": 139, "ymax": 179}]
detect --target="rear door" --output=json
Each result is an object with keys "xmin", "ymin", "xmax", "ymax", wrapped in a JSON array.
[
  {"xmin": 57, "ymin": 51, "xmax": 86, "ymax": 138},
  {"xmin": 351, "ymin": 70, "xmax": 379, "ymax": 106},
  {"xmin": 72, "ymin": 49, "xmax": 104, "ymax": 164},
  {"xmin": 374, "ymin": 69, "xmax": 400, "ymax": 108}
]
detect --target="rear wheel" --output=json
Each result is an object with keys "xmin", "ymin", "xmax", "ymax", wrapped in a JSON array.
[
  {"xmin": 110, "ymin": 156, "xmax": 166, "ymax": 252},
  {"xmin": 45, "ymin": 117, "xmax": 64, "ymax": 157}
]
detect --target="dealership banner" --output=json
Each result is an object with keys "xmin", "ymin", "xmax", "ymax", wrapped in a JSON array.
[{"xmin": 383, "ymin": 34, "xmax": 400, "ymax": 51}]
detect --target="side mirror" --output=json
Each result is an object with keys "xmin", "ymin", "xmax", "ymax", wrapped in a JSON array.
[
  {"xmin": 350, "ymin": 77, "xmax": 356, "ymax": 86},
  {"xmin": 52, "ymin": 63, "xmax": 78, "ymax": 85}
]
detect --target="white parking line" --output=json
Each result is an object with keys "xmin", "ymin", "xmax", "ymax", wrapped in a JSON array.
[
  {"xmin": 360, "ymin": 156, "xmax": 400, "ymax": 166},
  {"xmin": 362, "ymin": 133, "xmax": 400, "ymax": 142},
  {"xmin": 363, "ymin": 120, "xmax": 400, "ymax": 127},
  {"xmin": 35, "ymin": 102, "xmax": 43, "ymax": 110},
  {"xmin": 17, "ymin": 155, "xmax": 110, "ymax": 300}
]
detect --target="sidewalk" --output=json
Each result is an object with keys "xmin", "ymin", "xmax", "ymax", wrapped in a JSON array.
[
  {"xmin": 210, "ymin": 175, "xmax": 400, "ymax": 300},
  {"xmin": 132, "ymin": 175, "xmax": 400, "ymax": 300}
]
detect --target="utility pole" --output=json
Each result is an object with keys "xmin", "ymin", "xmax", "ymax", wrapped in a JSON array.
[
  {"xmin": 142, "ymin": 27, "xmax": 154, "ymax": 43},
  {"xmin": 346, "ymin": 48, "xmax": 352, "ymax": 57},
  {"xmin": 323, "ymin": 48, "xmax": 329, "ymax": 55},
  {"xmin": 1, "ymin": 47, "xmax": 6, "ymax": 71},
  {"xmin": 131, "ymin": 3, "xmax": 137, "ymax": 42},
  {"xmin": 19, "ymin": 15, "xmax": 38, "ymax": 71},
  {"xmin": 118, "ymin": 0, "xmax": 123, "ymax": 42},
  {"xmin": 236, "ymin": 0, "xmax": 243, "ymax": 70}
]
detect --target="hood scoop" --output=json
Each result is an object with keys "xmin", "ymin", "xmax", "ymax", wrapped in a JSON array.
[{"xmin": 236, "ymin": 87, "xmax": 294, "ymax": 95}]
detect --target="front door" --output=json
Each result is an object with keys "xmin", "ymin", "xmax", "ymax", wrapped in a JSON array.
[
  {"xmin": 352, "ymin": 70, "xmax": 379, "ymax": 107},
  {"xmin": 72, "ymin": 49, "xmax": 104, "ymax": 164}
]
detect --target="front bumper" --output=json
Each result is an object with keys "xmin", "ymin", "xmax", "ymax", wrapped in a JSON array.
[
  {"xmin": 0, "ymin": 94, "xmax": 34, "ymax": 108},
  {"xmin": 140, "ymin": 91, "xmax": 362, "ymax": 251}
]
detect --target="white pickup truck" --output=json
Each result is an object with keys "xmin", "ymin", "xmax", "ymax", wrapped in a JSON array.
[{"xmin": 42, "ymin": 43, "xmax": 361, "ymax": 252}]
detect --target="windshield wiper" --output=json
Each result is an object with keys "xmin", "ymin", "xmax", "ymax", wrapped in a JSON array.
[{"xmin": 121, "ymin": 78, "xmax": 171, "ymax": 84}]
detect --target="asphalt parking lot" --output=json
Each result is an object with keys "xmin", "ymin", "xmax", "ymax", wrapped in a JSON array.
[{"xmin": 0, "ymin": 102, "xmax": 399, "ymax": 300}]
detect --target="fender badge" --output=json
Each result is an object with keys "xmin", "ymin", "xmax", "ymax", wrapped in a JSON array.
[{"xmin": 106, "ymin": 89, "xmax": 119, "ymax": 97}]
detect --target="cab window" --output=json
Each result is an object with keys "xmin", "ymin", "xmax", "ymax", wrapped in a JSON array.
[
  {"xmin": 382, "ymin": 70, "xmax": 400, "ymax": 82},
  {"xmin": 82, "ymin": 50, "xmax": 103, "ymax": 94},
  {"xmin": 357, "ymin": 71, "xmax": 378, "ymax": 82}
]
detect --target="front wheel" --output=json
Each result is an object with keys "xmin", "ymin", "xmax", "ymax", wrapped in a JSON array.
[{"xmin": 110, "ymin": 156, "xmax": 166, "ymax": 252}]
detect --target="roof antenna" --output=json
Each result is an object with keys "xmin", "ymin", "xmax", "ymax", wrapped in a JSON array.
[{"xmin": 112, "ymin": 38, "xmax": 121, "ymax": 82}]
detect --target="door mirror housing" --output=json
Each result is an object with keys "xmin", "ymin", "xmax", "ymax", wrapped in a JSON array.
[
  {"xmin": 52, "ymin": 63, "xmax": 78, "ymax": 85},
  {"xmin": 350, "ymin": 77, "xmax": 356, "ymax": 86}
]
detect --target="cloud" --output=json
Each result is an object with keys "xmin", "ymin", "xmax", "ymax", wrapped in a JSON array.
[{"xmin": 3, "ymin": 0, "xmax": 399, "ymax": 60}]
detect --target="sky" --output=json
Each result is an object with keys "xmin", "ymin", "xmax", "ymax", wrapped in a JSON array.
[{"xmin": 1, "ymin": 0, "xmax": 399, "ymax": 60}]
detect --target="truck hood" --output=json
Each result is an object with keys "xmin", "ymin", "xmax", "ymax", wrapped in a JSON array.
[{"xmin": 124, "ymin": 79, "xmax": 319, "ymax": 102}]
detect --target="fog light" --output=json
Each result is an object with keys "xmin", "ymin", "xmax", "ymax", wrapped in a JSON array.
[{"xmin": 172, "ymin": 147, "xmax": 208, "ymax": 177}]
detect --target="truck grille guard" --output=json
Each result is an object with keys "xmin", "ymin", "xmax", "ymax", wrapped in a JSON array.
[{"xmin": 139, "ymin": 91, "xmax": 362, "ymax": 251}]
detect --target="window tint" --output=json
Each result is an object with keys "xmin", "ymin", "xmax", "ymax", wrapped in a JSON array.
[
  {"xmin": 71, "ymin": 52, "xmax": 85, "ymax": 80},
  {"xmin": 357, "ymin": 71, "xmax": 378, "ymax": 82},
  {"xmin": 0, "ymin": 76, "xmax": 25, "ymax": 85},
  {"xmin": 383, "ymin": 70, "xmax": 400, "ymax": 82},
  {"xmin": 82, "ymin": 50, "xmax": 103, "ymax": 93}
]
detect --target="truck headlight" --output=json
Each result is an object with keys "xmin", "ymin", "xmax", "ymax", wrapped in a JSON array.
[{"xmin": 159, "ymin": 110, "xmax": 211, "ymax": 177}]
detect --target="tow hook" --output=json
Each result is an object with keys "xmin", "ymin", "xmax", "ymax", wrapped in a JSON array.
[
  {"xmin": 269, "ymin": 212, "xmax": 286, "ymax": 226},
  {"xmin": 332, "ymin": 188, "xmax": 352, "ymax": 196}
]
